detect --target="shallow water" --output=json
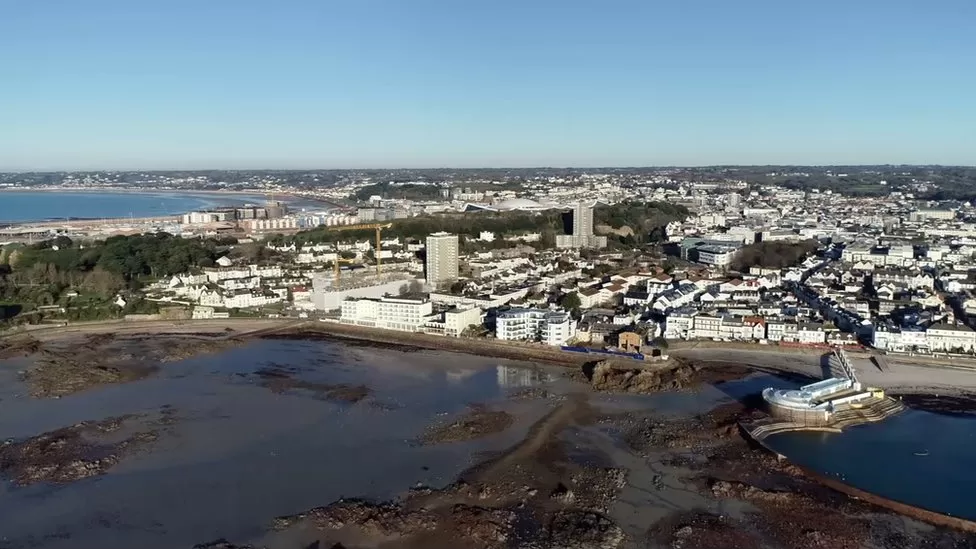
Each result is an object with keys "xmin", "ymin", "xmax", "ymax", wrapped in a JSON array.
[{"xmin": 0, "ymin": 339, "xmax": 565, "ymax": 549}]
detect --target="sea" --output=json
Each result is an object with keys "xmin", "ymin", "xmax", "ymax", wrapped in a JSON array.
[
  {"xmin": 763, "ymin": 406, "xmax": 976, "ymax": 520},
  {"xmin": 0, "ymin": 190, "xmax": 325, "ymax": 223}
]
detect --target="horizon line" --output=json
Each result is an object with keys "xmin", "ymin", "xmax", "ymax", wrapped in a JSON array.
[{"xmin": 2, "ymin": 163, "xmax": 975, "ymax": 174}]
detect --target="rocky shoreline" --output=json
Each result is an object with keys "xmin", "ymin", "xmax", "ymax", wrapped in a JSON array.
[
  {"xmin": 2, "ymin": 325, "xmax": 976, "ymax": 548},
  {"xmin": 194, "ymin": 380, "xmax": 976, "ymax": 549},
  {"xmin": 0, "ymin": 409, "xmax": 174, "ymax": 486}
]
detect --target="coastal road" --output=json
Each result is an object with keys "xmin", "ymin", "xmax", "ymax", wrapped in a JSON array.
[{"xmin": 675, "ymin": 347, "xmax": 976, "ymax": 394}]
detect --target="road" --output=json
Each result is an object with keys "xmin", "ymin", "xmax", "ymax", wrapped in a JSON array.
[{"xmin": 676, "ymin": 347, "xmax": 976, "ymax": 393}]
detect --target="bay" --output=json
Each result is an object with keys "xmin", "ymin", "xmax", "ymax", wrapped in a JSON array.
[{"xmin": 0, "ymin": 190, "xmax": 299, "ymax": 223}]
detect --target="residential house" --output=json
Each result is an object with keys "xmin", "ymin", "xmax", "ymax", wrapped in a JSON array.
[
  {"xmin": 664, "ymin": 311, "xmax": 695, "ymax": 340},
  {"xmin": 926, "ymin": 323, "xmax": 976, "ymax": 353},
  {"xmin": 622, "ymin": 290, "xmax": 651, "ymax": 307},
  {"xmin": 693, "ymin": 314, "xmax": 723, "ymax": 339},
  {"xmin": 796, "ymin": 322, "xmax": 826, "ymax": 345}
]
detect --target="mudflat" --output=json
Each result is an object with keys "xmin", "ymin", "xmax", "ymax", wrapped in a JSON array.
[{"xmin": 0, "ymin": 326, "xmax": 975, "ymax": 548}]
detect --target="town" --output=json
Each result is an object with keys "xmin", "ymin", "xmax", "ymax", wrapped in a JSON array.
[{"xmin": 3, "ymin": 167, "xmax": 976, "ymax": 359}]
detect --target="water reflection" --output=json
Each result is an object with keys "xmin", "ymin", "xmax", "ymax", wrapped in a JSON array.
[
  {"xmin": 496, "ymin": 365, "xmax": 553, "ymax": 388},
  {"xmin": 0, "ymin": 339, "xmax": 561, "ymax": 549}
]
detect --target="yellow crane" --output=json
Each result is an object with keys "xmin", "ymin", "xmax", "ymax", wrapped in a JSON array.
[{"xmin": 326, "ymin": 223, "xmax": 393, "ymax": 283}]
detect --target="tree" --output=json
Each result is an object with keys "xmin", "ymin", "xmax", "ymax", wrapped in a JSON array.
[
  {"xmin": 400, "ymin": 279, "xmax": 426, "ymax": 296},
  {"xmin": 559, "ymin": 292, "xmax": 581, "ymax": 311},
  {"xmin": 52, "ymin": 236, "xmax": 73, "ymax": 249},
  {"xmin": 730, "ymin": 240, "xmax": 820, "ymax": 271},
  {"xmin": 650, "ymin": 336, "xmax": 669, "ymax": 350},
  {"xmin": 449, "ymin": 280, "xmax": 467, "ymax": 295}
]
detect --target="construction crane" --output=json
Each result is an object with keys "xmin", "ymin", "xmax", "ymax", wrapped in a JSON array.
[{"xmin": 326, "ymin": 223, "xmax": 393, "ymax": 283}]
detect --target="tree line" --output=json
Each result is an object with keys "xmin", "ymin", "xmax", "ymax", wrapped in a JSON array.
[
  {"xmin": 271, "ymin": 201, "xmax": 689, "ymax": 249},
  {"xmin": 0, "ymin": 233, "xmax": 227, "ymax": 321},
  {"xmin": 730, "ymin": 240, "xmax": 820, "ymax": 271}
]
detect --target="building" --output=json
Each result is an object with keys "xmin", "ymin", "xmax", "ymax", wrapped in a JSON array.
[
  {"xmin": 311, "ymin": 271, "xmax": 422, "ymax": 311},
  {"xmin": 191, "ymin": 306, "xmax": 230, "ymax": 320},
  {"xmin": 664, "ymin": 311, "xmax": 695, "ymax": 339},
  {"xmin": 923, "ymin": 323, "xmax": 976, "ymax": 353},
  {"xmin": 696, "ymin": 244, "xmax": 740, "ymax": 268},
  {"xmin": 541, "ymin": 311, "xmax": 577, "ymax": 346},
  {"xmin": 242, "ymin": 217, "xmax": 299, "ymax": 231},
  {"xmin": 618, "ymin": 331, "xmax": 642, "ymax": 352},
  {"xmin": 340, "ymin": 296, "xmax": 433, "ymax": 332},
  {"xmin": 909, "ymin": 209, "xmax": 955, "ymax": 222},
  {"xmin": 425, "ymin": 232, "xmax": 459, "ymax": 287},
  {"xmin": 182, "ymin": 210, "xmax": 233, "ymax": 224},
  {"xmin": 495, "ymin": 308, "xmax": 577, "ymax": 346},
  {"xmin": 444, "ymin": 307, "xmax": 483, "ymax": 337},
  {"xmin": 496, "ymin": 308, "xmax": 547, "ymax": 341},
  {"xmin": 678, "ymin": 237, "xmax": 743, "ymax": 267},
  {"xmin": 556, "ymin": 202, "xmax": 608, "ymax": 249},
  {"xmin": 358, "ymin": 208, "xmax": 378, "ymax": 222}
]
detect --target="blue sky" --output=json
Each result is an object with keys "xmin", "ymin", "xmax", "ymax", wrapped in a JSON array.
[{"xmin": 2, "ymin": 0, "xmax": 975, "ymax": 170}]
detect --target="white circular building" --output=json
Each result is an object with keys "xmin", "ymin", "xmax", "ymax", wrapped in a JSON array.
[{"xmin": 493, "ymin": 198, "xmax": 549, "ymax": 211}]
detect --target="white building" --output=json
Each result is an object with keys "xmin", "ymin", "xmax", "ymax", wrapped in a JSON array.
[
  {"xmin": 696, "ymin": 245, "xmax": 740, "ymax": 268},
  {"xmin": 311, "ymin": 272, "xmax": 422, "ymax": 311},
  {"xmin": 205, "ymin": 267, "xmax": 251, "ymax": 282},
  {"xmin": 340, "ymin": 296, "xmax": 434, "ymax": 332},
  {"xmin": 664, "ymin": 311, "xmax": 695, "ymax": 339},
  {"xmin": 796, "ymin": 322, "xmax": 826, "ymax": 345},
  {"xmin": 926, "ymin": 323, "xmax": 976, "ymax": 353},
  {"xmin": 910, "ymin": 209, "xmax": 955, "ymax": 222},
  {"xmin": 425, "ymin": 232, "xmax": 459, "ymax": 287},
  {"xmin": 541, "ymin": 311, "xmax": 577, "ymax": 346},
  {"xmin": 182, "ymin": 211, "xmax": 232, "ymax": 224},
  {"xmin": 495, "ymin": 308, "xmax": 577, "ymax": 346},
  {"xmin": 444, "ymin": 307, "xmax": 483, "ymax": 337},
  {"xmin": 191, "ymin": 306, "xmax": 230, "ymax": 320},
  {"xmin": 243, "ymin": 217, "xmax": 299, "ymax": 231},
  {"xmin": 223, "ymin": 290, "xmax": 281, "ymax": 309}
]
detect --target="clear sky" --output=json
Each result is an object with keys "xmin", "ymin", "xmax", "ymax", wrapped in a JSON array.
[{"xmin": 2, "ymin": 0, "xmax": 975, "ymax": 170}]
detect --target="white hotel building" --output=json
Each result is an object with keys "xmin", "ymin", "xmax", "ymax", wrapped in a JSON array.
[
  {"xmin": 495, "ymin": 308, "xmax": 577, "ymax": 346},
  {"xmin": 340, "ymin": 296, "xmax": 433, "ymax": 332}
]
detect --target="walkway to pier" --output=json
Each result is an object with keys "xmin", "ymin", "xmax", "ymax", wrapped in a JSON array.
[{"xmin": 833, "ymin": 347, "xmax": 859, "ymax": 384}]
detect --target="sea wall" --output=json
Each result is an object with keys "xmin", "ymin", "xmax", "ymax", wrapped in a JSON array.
[
  {"xmin": 744, "ymin": 429, "xmax": 976, "ymax": 532},
  {"xmin": 294, "ymin": 321, "xmax": 599, "ymax": 366}
]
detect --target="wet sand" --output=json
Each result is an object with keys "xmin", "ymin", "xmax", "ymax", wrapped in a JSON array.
[{"xmin": 2, "ymin": 329, "xmax": 976, "ymax": 547}]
